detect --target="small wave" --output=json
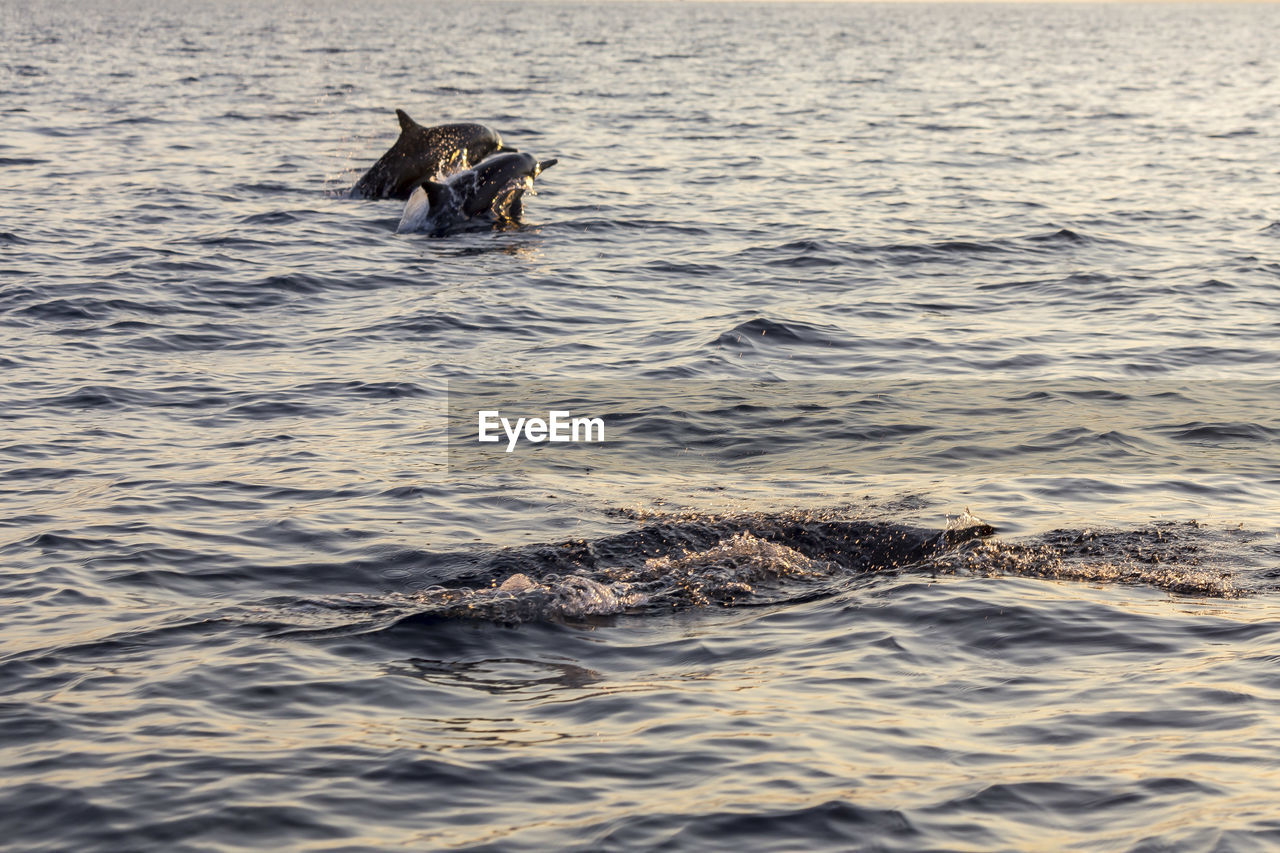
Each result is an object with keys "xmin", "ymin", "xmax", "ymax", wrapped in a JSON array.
[
  {"xmin": 229, "ymin": 181, "xmax": 308, "ymax": 195},
  {"xmin": 884, "ymin": 238, "xmax": 1012, "ymax": 260},
  {"xmin": 738, "ymin": 239, "xmax": 847, "ymax": 269},
  {"xmin": 42, "ymin": 385, "xmax": 159, "ymax": 411},
  {"xmin": 294, "ymin": 380, "xmax": 432, "ymax": 400},
  {"xmin": 16, "ymin": 296, "xmax": 191, "ymax": 322},
  {"xmin": 109, "ymin": 116, "xmax": 165, "ymax": 126},
  {"xmin": 1159, "ymin": 421, "xmax": 1279, "ymax": 445},
  {"xmin": 129, "ymin": 332, "xmax": 278, "ymax": 353},
  {"xmin": 238, "ymin": 211, "xmax": 304, "ymax": 226},
  {"xmin": 1027, "ymin": 227, "xmax": 1089, "ymax": 245},
  {"xmin": 714, "ymin": 316, "xmax": 853, "ymax": 350}
]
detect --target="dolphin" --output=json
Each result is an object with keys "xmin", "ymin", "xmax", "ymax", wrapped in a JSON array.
[
  {"xmin": 350, "ymin": 109, "xmax": 513, "ymax": 200},
  {"xmin": 396, "ymin": 152, "xmax": 557, "ymax": 235}
]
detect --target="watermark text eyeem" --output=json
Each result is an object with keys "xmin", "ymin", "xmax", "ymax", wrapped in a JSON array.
[{"xmin": 478, "ymin": 410, "xmax": 605, "ymax": 452}]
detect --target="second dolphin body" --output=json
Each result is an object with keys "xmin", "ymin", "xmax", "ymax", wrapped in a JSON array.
[{"xmin": 396, "ymin": 153, "xmax": 557, "ymax": 235}]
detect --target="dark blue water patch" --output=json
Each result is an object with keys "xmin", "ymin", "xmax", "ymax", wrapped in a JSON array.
[
  {"xmin": 599, "ymin": 801, "xmax": 920, "ymax": 851},
  {"xmin": 223, "ymin": 398, "xmax": 338, "ymax": 420},
  {"xmin": 739, "ymin": 239, "xmax": 848, "ymax": 269},
  {"xmin": 424, "ymin": 85, "xmax": 484, "ymax": 96},
  {"xmin": 83, "ymin": 543, "xmax": 262, "ymax": 582},
  {"xmin": 135, "ymin": 257, "xmax": 231, "ymax": 274},
  {"xmin": 39, "ymin": 385, "xmax": 170, "ymax": 411},
  {"xmin": 14, "ymin": 294, "xmax": 199, "ymax": 323},
  {"xmin": 79, "ymin": 249, "xmax": 153, "ymax": 268},
  {"xmin": 201, "ymin": 271, "xmax": 373, "ymax": 299},
  {"xmin": 552, "ymin": 217, "xmax": 715, "ymax": 237},
  {"xmin": 108, "ymin": 115, "xmax": 166, "ymax": 126},
  {"xmin": 293, "ymin": 380, "xmax": 433, "ymax": 400},
  {"xmin": 975, "ymin": 272, "xmax": 1120, "ymax": 298},
  {"xmin": 13, "ymin": 531, "xmax": 128, "ymax": 554},
  {"xmin": 377, "ymin": 485, "xmax": 450, "ymax": 501},
  {"xmin": 209, "ymin": 433, "xmax": 296, "ymax": 450},
  {"xmin": 927, "ymin": 779, "xmax": 1158, "ymax": 821},
  {"xmin": 128, "ymin": 331, "xmax": 282, "ymax": 352},
  {"xmin": 1196, "ymin": 278, "xmax": 1239, "ymax": 292},
  {"xmin": 1157, "ymin": 346, "xmax": 1280, "ymax": 367},
  {"xmin": 643, "ymin": 260, "xmax": 726, "ymax": 277},
  {"xmin": 880, "ymin": 237, "xmax": 1014, "ymax": 262},
  {"xmin": 13, "ymin": 298, "xmax": 101, "ymax": 322},
  {"xmin": 226, "ymin": 181, "xmax": 314, "ymax": 196},
  {"xmin": 1, "ymin": 466, "xmax": 97, "ymax": 482},
  {"xmin": 1, "ymin": 783, "xmax": 343, "ymax": 851},
  {"xmin": 356, "ymin": 311, "xmax": 536, "ymax": 341},
  {"xmin": 183, "ymin": 233, "xmax": 274, "ymax": 249},
  {"xmin": 1158, "ymin": 421, "xmax": 1280, "ymax": 445},
  {"xmin": 25, "ymin": 384, "xmax": 343, "ymax": 419}
]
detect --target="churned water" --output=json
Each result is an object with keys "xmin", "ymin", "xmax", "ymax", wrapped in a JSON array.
[{"xmin": 3, "ymin": 0, "xmax": 1280, "ymax": 850}]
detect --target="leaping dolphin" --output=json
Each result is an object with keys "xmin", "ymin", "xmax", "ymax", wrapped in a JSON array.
[
  {"xmin": 350, "ymin": 109, "xmax": 513, "ymax": 200},
  {"xmin": 397, "ymin": 152, "xmax": 557, "ymax": 236}
]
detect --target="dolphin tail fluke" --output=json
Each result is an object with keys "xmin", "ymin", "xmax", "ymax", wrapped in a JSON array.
[
  {"xmin": 396, "ymin": 109, "xmax": 416, "ymax": 132},
  {"xmin": 397, "ymin": 181, "xmax": 450, "ymax": 233},
  {"xmin": 397, "ymin": 185, "xmax": 430, "ymax": 233},
  {"xmin": 535, "ymin": 158, "xmax": 558, "ymax": 177}
]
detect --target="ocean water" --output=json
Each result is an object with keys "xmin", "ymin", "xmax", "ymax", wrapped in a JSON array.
[{"xmin": 3, "ymin": 0, "xmax": 1280, "ymax": 849}]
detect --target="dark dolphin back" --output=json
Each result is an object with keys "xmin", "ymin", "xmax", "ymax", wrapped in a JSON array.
[
  {"xmin": 350, "ymin": 111, "xmax": 506, "ymax": 200},
  {"xmin": 432, "ymin": 123, "xmax": 507, "ymax": 176}
]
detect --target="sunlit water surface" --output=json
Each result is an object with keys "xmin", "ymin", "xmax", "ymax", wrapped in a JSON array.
[{"xmin": 3, "ymin": 1, "xmax": 1280, "ymax": 849}]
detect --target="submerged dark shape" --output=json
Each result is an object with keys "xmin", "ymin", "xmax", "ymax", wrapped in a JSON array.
[
  {"xmin": 396, "ymin": 152, "xmax": 557, "ymax": 235},
  {"xmin": 276, "ymin": 512, "xmax": 1246, "ymax": 634},
  {"xmin": 472, "ymin": 513, "xmax": 996, "ymax": 583},
  {"xmin": 271, "ymin": 511, "xmax": 996, "ymax": 633},
  {"xmin": 349, "ymin": 109, "xmax": 511, "ymax": 200}
]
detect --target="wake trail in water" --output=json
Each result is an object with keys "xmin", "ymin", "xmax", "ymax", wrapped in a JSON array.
[{"xmin": 270, "ymin": 509, "xmax": 1253, "ymax": 633}]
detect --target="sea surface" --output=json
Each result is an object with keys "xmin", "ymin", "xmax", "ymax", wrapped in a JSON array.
[{"xmin": 3, "ymin": 1, "xmax": 1280, "ymax": 850}]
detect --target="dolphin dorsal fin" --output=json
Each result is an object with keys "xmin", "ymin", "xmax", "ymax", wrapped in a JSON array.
[{"xmin": 396, "ymin": 109, "xmax": 416, "ymax": 132}]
